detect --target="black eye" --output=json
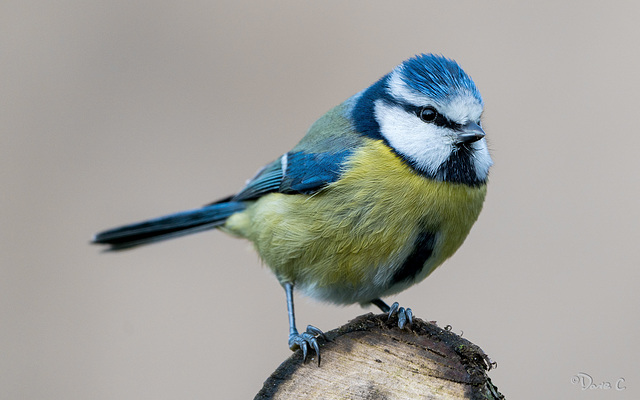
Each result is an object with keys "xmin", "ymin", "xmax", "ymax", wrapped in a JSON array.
[{"xmin": 418, "ymin": 106, "xmax": 438, "ymax": 123}]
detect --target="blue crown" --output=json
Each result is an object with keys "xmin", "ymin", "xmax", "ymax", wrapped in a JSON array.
[{"xmin": 398, "ymin": 54, "xmax": 482, "ymax": 105}]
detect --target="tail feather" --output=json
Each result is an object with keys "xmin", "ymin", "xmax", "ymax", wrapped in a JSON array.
[{"xmin": 93, "ymin": 201, "xmax": 246, "ymax": 251}]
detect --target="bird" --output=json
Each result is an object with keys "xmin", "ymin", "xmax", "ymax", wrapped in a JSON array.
[{"xmin": 93, "ymin": 54, "xmax": 492, "ymax": 365}]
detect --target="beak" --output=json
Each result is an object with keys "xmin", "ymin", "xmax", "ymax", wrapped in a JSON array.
[{"xmin": 455, "ymin": 121, "xmax": 485, "ymax": 144}]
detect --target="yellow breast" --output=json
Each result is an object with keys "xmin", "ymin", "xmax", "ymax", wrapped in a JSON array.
[{"xmin": 224, "ymin": 140, "xmax": 487, "ymax": 304}]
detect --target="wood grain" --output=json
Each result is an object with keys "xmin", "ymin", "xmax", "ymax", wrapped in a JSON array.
[{"xmin": 255, "ymin": 313, "xmax": 504, "ymax": 399}]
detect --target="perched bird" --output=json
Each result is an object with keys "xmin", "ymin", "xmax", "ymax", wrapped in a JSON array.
[{"xmin": 93, "ymin": 54, "xmax": 492, "ymax": 364}]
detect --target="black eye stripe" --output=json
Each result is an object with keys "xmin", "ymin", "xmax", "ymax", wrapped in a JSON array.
[
  {"xmin": 411, "ymin": 105, "xmax": 460, "ymax": 130},
  {"xmin": 381, "ymin": 98, "xmax": 464, "ymax": 131}
]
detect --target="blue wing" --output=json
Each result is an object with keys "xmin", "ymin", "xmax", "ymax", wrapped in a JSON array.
[{"xmin": 232, "ymin": 149, "xmax": 354, "ymax": 201}]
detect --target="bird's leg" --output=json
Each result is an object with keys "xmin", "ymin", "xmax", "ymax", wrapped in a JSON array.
[
  {"xmin": 284, "ymin": 282, "xmax": 325, "ymax": 365},
  {"xmin": 371, "ymin": 298, "xmax": 413, "ymax": 329}
]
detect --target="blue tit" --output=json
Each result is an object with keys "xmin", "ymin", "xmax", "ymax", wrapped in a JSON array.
[{"xmin": 93, "ymin": 54, "xmax": 492, "ymax": 364}]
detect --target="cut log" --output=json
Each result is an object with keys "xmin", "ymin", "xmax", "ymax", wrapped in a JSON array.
[{"xmin": 255, "ymin": 313, "xmax": 504, "ymax": 399}]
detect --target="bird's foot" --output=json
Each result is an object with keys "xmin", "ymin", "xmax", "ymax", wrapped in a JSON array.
[
  {"xmin": 386, "ymin": 302, "xmax": 413, "ymax": 329},
  {"xmin": 288, "ymin": 325, "xmax": 326, "ymax": 365}
]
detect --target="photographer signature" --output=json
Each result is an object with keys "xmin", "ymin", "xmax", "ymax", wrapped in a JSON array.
[{"xmin": 571, "ymin": 373, "xmax": 626, "ymax": 391}]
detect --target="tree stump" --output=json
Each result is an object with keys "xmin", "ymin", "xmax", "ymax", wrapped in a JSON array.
[{"xmin": 255, "ymin": 313, "xmax": 504, "ymax": 399}]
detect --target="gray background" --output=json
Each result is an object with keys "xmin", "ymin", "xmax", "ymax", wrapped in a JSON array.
[{"xmin": 2, "ymin": 1, "xmax": 639, "ymax": 399}]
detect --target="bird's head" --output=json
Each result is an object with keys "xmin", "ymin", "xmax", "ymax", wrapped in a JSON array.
[{"xmin": 351, "ymin": 54, "xmax": 492, "ymax": 186}]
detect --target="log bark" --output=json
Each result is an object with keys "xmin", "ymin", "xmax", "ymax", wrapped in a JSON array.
[{"xmin": 255, "ymin": 313, "xmax": 504, "ymax": 400}]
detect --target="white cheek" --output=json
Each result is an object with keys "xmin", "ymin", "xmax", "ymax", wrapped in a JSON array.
[
  {"xmin": 374, "ymin": 100, "xmax": 452, "ymax": 175},
  {"xmin": 470, "ymin": 139, "xmax": 493, "ymax": 181}
]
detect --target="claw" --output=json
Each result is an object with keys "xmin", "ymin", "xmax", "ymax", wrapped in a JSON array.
[
  {"xmin": 385, "ymin": 301, "xmax": 413, "ymax": 330},
  {"xmin": 288, "ymin": 326, "xmax": 325, "ymax": 366},
  {"xmin": 311, "ymin": 337, "xmax": 320, "ymax": 361},
  {"xmin": 398, "ymin": 307, "xmax": 407, "ymax": 329},
  {"xmin": 387, "ymin": 301, "xmax": 400, "ymax": 318}
]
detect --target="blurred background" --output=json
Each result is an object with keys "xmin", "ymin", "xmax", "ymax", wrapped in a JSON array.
[{"xmin": 2, "ymin": 1, "xmax": 639, "ymax": 399}]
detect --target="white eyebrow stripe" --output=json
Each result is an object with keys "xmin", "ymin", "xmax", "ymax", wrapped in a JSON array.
[{"xmin": 388, "ymin": 70, "xmax": 435, "ymax": 106}]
